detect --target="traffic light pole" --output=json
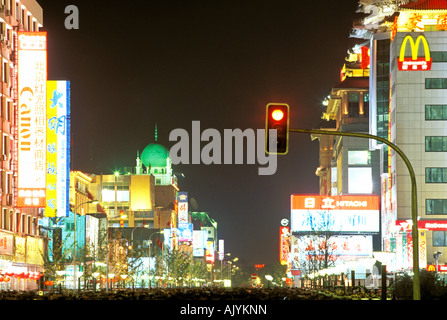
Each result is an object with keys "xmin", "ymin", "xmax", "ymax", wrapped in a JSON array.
[{"xmin": 289, "ymin": 128, "xmax": 420, "ymax": 301}]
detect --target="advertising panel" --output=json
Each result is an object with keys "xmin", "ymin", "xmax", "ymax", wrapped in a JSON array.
[
  {"xmin": 17, "ymin": 32, "xmax": 47, "ymax": 207},
  {"xmin": 397, "ymin": 34, "xmax": 432, "ymax": 71},
  {"xmin": 178, "ymin": 192, "xmax": 189, "ymax": 223},
  {"xmin": 296, "ymin": 235, "xmax": 373, "ymax": 264},
  {"xmin": 26, "ymin": 236, "xmax": 44, "ymax": 265},
  {"xmin": 290, "ymin": 235, "xmax": 300, "ymax": 271},
  {"xmin": 45, "ymin": 81, "xmax": 70, "ymax": 217},
  {"xmin": 290, "ymin": 195, "xmax": 380, "ymax": 233},
  {"xmin": 218, "ymin": 239, "xmax": 224, "ymax": 261},
  {"xmin": 397, "ymin": 220, "xmax": 447, "ymax": 231},
  {"xmin": 0, "ymin": 231, "xmax": 14, "ymax": 256},
  {"xmin": 205, "ymin": 240, "xmax": 215, "ymax": 263},
  {"xmin": 193, "ymin": 230, "xmax": 207, "ymax": 257},
  {"xmin": 279, "ymin": 226, "xmax": 289, "ymax": 265},
  {"xmin": 178, "ymin": 223, "xmax": 193, "ymax": 242},
  {"xmin": 15, "ymin": 236, "xmax": 26, "ymax": 263}
]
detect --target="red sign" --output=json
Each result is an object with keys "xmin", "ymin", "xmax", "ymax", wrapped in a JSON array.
[
  {"xmin": 396, "ymin": 220, "xmax": 447, "ymax": 231},
  {"xmin": 427, "ymin": 265, "xmax": 447, "ymax": 272},
  {"xmin": 251, "ymin": 273, "xmax": 258, "ymax": 280},
  {"xmin": 291, "ymin": 195, "xmax": 379, "ymax": 211},
  {"xmin": 360, "ymin": 46, "xmax": 370, "ymax": 69},
  {"xmin": 279, "ymin": 226, "xmax": 289, "ymax": 265}
]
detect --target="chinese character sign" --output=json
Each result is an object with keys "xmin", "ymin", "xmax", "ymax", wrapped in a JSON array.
[
  {"xmin": 17, "ymin": 32, "xmax": 47, "ymax": 207},
  {"xmin": 178, "ymin": 191, "xmax": 189, "ymax": 223},
  {"xmin": 45, "ymin": 81, "xmax": 70, "ymax": 217},
  {"xmin": 279, "ymin": 226, "xmax": 289, "ymax": 265},
  {"xmin": 290, "ymin": 195, "xmax": 380, "ymax": 233}
]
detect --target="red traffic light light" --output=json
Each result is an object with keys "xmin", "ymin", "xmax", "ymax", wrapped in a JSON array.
[
  {"xmin": 265, "ymin": 103, "xmax": 289, "ymax": 155},
  {"xmin": 271, "ymin": 109, "xmax": 284, "ymax": 121}
]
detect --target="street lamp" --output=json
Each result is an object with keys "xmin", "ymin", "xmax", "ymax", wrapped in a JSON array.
[{"xmin": 73, "ymin": 199, "xmax": 98, "ymax": 291}]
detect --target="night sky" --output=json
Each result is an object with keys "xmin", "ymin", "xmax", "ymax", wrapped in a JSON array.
[{"xmin": 36, "ymin": 0, "xmax": 359, "ymax": 267}]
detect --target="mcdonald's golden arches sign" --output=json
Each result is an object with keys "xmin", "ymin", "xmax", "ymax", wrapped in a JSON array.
[{"xmin": 397, "ymin": 34, "xmax": 432, "ymax": 71}]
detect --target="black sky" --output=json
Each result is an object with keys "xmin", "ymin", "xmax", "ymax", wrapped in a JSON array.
[{"xmin": 36, "ymin": 0, "xmax": 359, "ymax": 267}]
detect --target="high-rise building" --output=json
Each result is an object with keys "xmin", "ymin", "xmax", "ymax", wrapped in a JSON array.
[
  {"xmin": 352, "ymin": 0, "xmax": 447, "ymax": 272},
  {"xmin": 0, "ymin": 0, "xmax": 44, "ymax": 291}
]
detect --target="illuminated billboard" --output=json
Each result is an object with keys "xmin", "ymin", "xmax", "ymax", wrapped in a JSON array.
[
  {"xmin": 397, "ymin": 34, "xmax": 432, "ymax": 71},
  {"xmin": 290, "ymin": 195, "xmax": 380, "ymax": 233},
  {"xmin": 193, "ymin": 230, "xmax": 207, "ymax": 257},
  {"xmin": 294, "ymin": 234, "xmax": 373, "ymax": 265},
  {"xmin": 279, "ymin": 226, "xmax": 289, "ymax": 265},
  {"xmin": 45, "ymin": 81, "xmax": 70, "ymax": 217},
  {"xmin": 178, "ymin": 223, "xmax": 193, "ymax": 242},
  {"xmin": 17, "ymin": 32, "xmax": 47, "ymax": 207},
  {"xmin": 178, "ymin": 192, "xmax": 189, "ymax": 223}
]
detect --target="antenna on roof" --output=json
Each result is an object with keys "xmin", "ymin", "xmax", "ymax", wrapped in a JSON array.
[{"xmin": 155, "ymin": 123, "xmax": 158, "ymax": 142}]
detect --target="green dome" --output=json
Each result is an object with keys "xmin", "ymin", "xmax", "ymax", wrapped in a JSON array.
[{"xmin": 140, "ymin": 143, "xmax": 170, "ymax": 168}]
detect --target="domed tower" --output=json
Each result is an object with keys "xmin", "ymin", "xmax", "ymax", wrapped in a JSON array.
[{"xmin": 138, "ymin": 125, "xmax": 174, "ymax": 186}]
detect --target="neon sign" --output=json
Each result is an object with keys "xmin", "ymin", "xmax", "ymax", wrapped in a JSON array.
[
  {"xmin": 290, "ymin": 195, "xmax": 380, "ymax": 233},
  {"xmin": 397, "ymin": 34, "xmax": 432, "ymax": 71},
  {"xmin": 17, "ymin": 32, "xmax": 47, "ymax": 207},
  {"xmin": 45, "ymin": 81, "xmax": 70, "ymax": 217}
]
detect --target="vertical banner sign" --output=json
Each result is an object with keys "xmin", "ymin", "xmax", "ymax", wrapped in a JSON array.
[
  {"xmin": 407, "ymin": 232, "xmax": 413, "ymax": 269},
  {"xmin": 419, "ymin": 230, "xmax": 427, "ymax": 269},
  {"xmin": 218, "ymin": 239, "xmax": 224, "ymax": 261},
  {"xmin": 17, "ymin": 32, "xmax": 47, "ymax": 207},
  {"xmin": 178, "ymin": 192, "xmax": 188, "ymax": 223},
  {"xmin": 45, "ymin": 81, "xmax": 70, "ymax": 217},
  {"xmin": 279, "ymin": 226, "xmax": 289, "ymax": 265}
]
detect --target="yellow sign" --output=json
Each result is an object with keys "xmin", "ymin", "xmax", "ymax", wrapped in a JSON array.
[
  {"xmin": 45, "ymin": 81, "xmax": 58, "ymax": 217},
  {"xmin": 419, "ymin": 230, "xmax": 427, "ymax": 269},
  {"xmin": 398, "ymin": 34, "xmax": 432, "ymax": 71}
]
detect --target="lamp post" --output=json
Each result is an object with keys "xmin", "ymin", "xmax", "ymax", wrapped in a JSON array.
[
  {"xmin": 130, "ymin": 226, "xmax": 150, "ymax": 288},
  {"xmin": 289, "ymin": 128, "xmax": 420, "ymax": 300},
  {"xmin": 73, "ymin": 199, "xmax": 98, "ymax": 291}
]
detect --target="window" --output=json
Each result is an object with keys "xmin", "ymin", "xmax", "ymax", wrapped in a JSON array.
[
  {"xmin": 348, "ymin": 92, "xmax": 359, "ymax": 117},
  {"xmin": 433, "ymin": 231, "xmax": 447, "ymax": 246},
  {"xmin": 432, "ymin": 51, "xmax": 447, "ymax": 62},
  {"xmin": 426, "ymin": 199, "xmax": 447, "ymax": 215},
  {"xmin": 426, "ymin": 105, "xmax": 447, "ymax": 120},
  {"xmin": 426, "ymin": 136, "xmax": 447, "ymax": 152},
  {"xmin": 348, "ymin": 167, "xmax": 372, "ymax": 194},
  {"xmin": 426, "ymin": 168, "xmax": 447, "ymax": 183},
  {"xmin": 426, "ymin": 78, "xmax": 447, "ymax": 89},
  {"xmin": 348, "ymin": 150, "xmax": 371, "ymax": 165},
  {"xmin": 363, "ymin": 93, "xmax": 369, "ymax": 117}
]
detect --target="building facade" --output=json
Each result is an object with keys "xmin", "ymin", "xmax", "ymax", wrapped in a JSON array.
[
  {"xmin": 351, "ymin": 0, "xmax": 447, "ymax": 272},
  {"xmin": 0, "ymin": 0, "xmax": 44, "ymax": 291}
]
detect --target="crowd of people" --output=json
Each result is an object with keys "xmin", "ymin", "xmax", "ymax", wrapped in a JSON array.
[{"xmin": 0, "ymin": 287, "xmax": 335, "ymax": 300}]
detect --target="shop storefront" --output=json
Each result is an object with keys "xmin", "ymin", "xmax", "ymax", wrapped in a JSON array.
[{"xmin": 0, "ymin": 231, "xmax": 44, "ymax": 291}]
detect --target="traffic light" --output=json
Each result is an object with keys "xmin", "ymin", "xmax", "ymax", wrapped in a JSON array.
[{"xmin": 265, "ymin": 103, "xmax": 289, "ymax": 154}]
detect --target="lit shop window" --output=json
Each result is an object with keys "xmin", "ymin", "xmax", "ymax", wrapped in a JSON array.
[
  {"xmin": 348, "ymin": 150, "xmax": 371, "ymax": 165},
  {"xmin": 348, "ymin": 167, "xmax": 372, "ymax": 194}
]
